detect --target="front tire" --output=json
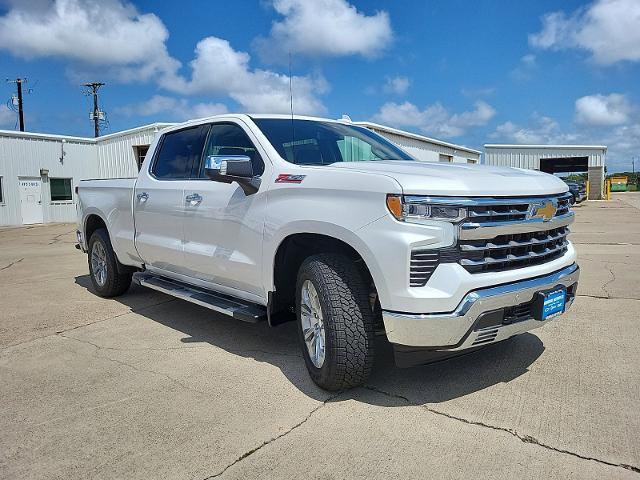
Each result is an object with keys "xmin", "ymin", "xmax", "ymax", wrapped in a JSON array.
[
  {"xmin": 296, "ymin": 254, "xmax": 375, "ymax": 390},
  {"xmin": 88, "ymin": 228, "xmax": 132, "ymax": 297}
]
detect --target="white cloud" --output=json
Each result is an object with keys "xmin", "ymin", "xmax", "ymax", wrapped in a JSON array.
[
  {"xmin": 0, "ymin": 105, "xmax": 16, "ymax": 128},
  {"xmin": 372, "ymin": 100, "xmax": 496, "ymax": 138},
  {"xmin": 575, "ymin": 93, "xmax": 632, "ymax": 125},
  {"xmin": 490, "ymin": 115, "xmax": 576, "ymax": 144},
  {"xmin": 529, "ymin": 0, "xmax": 640, "ymax": 65},
  {"xmin": 116, "ymin": 95, "xmax": 228, "ymax": 121},
  {"xmin": 0, "ymin": 0, "xmax": 179, "ymax": 82},
  {"xmin": 0, "ymin": 1, "xmax": 328, "ymax": 115},
  {"xmin": 383, "ymin": 76, "xmax": 410, "ymax": 95},
  {"xmin": 168, "ymin": 37, "xmax": 328, "ymax": 114},
  {"xmin": 255, "ymin": 0, "xmax": 392, "ymax": 60},
  {"xmin": 510, "ymin": 54, "xmax": 537, "ymax": 81}
]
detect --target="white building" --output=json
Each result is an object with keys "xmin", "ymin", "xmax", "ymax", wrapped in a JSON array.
[
  {"xmin": 356, "ymin": 121, "xmax": 482, "ymax": 164},
  {"xmin": 484, "ymin": 144, "xmax": 607, "ymax": 199},
  {"xmin": 0, "ymin": 119, "xmax": 481, "ymax": 226},
  {"xmin": 0, "ymin": 123, "xmax": 171, "ymax": 226}
]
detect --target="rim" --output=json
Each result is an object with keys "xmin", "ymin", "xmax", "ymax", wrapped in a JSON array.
[
  {"xmin": 300, "ymin": 279, "xmax": 326, "ymax": 368},
  {"xmin": 91, "ymin": 241, "xmax": 108, "ymax": 287}
]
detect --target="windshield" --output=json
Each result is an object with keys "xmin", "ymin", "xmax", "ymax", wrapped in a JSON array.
[{"xmin": 252, "ymin": 118, "xmax": 414, "ymax": 165}]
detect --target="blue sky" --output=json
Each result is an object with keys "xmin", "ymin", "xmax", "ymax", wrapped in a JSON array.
[{"xmin": 1, "ymin": 0, "xmax": 639, "ymax": 171}]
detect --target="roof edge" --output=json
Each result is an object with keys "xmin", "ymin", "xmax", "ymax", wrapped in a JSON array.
[
  {"xmin": 484, "ymin": 144, "xmax": 607, "ymax": 151},
  {"xmin": 0, "ymin": 122, "xmax": 174, "ymax": 143}
]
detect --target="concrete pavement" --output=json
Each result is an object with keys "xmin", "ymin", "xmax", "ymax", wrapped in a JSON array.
[{"xmin": 1, "ymin": 193, "xmax": 639, "ymax": 479}]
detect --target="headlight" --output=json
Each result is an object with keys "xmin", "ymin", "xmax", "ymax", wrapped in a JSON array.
[{"xmin": 386, "ymin": 194, "xmax": 467, "ymax": 223}]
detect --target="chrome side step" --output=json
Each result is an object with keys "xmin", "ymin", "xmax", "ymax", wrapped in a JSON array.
[{"xmin": 134, "ymin": 273, "xmax": 267, "ymax": 323}]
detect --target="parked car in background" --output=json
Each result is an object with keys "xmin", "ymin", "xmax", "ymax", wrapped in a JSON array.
[
  {"xmin": 76, "ymin": 114, "xmax": 580, "ymax": 390},
  {"xmin": 564, "ymin": 181, "xmax": 587, "ymax": 204}
]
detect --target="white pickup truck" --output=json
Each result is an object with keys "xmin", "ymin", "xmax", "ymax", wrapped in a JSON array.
[{"xmin": 76, "ymin": 114, "xmax": 579, "ymax": 390}]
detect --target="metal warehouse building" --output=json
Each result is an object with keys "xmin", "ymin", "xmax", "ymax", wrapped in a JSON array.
[
  {"xmin": 0, "ymin": 118, "xmax": 482, "ymax": 227},
  {"xmin": 484, "ymin": 144, "xmax": 607, "ymax": 199},
  {"xmin": 356, "ymin": 121, "xmax": 482, "ymax": 164},
  {"xmin": 0, "ymin": 123, "xmax": 171, "ymax": 226}
]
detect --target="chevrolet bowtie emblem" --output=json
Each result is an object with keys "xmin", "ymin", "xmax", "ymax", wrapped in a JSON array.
[{"xmin": 531, "ymin": 201, "xmax": 557, "ymax": 221}]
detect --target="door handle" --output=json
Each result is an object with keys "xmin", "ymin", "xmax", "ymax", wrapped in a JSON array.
[
  {"xmin": 185, "ymin": 193, "xmax": 202, "ymax": 205},
  {"xmin": 137, "ymin": 192, "xmax": 149, "ymax": 202}
]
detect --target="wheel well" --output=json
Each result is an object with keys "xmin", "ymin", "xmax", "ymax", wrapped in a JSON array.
[
  {"xmin": 85, "ymin": 214, "xmax": 107, "ymax": 242},
  {"xmin": 271, "ymin": 233, "xmax": 376, "ymax": 315}
]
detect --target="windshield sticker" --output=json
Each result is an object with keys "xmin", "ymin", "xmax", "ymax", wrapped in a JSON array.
[{"xmin": 275, "ymin": 174, "xmax": 306, "ymax": 184}]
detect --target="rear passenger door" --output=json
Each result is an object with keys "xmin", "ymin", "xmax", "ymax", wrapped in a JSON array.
[{"xmin": 134, "ymin": 125, "xmax": 209, "ymax": 275}]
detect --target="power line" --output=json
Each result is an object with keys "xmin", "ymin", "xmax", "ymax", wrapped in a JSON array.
[
  {"xmin": 83, "ymin": 82, "xmax": 105, "ymax": 137},
  {"xmin": 6, "ymin": 77, "xmax": 26, "ymax": 131}
]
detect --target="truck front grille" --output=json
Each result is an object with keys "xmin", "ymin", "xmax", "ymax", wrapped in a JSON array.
[
  {"xmin": 458, "ymin": 226, "xmax": 570, "ymax": 274},
  {"xmin": 466, "ymin": 193, "xmax": 572, "ymax": 224},
  {"xmin": 407, "ymin": 193, "xmax": 574, "ymax": 287}
]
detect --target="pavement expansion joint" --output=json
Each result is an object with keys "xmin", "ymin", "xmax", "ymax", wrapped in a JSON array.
[
  {"xmin": 362, "ymin": 385, "xmax": 640, "ymax": 474},
  {"xmin": 202, "ymin": 392, "xmax": 341, "ymax": 479}
]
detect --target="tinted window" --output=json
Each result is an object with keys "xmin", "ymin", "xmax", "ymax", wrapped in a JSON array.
[
  {"xmin": 50, "ymin": 178, "xmax": 73, "ymax": 201},
  {"xmin": 152, "ymin": 126, "xmax": 209, "ymax": 179},
  {"xmin": 253, "ymin": 119, "xmax": 414, "ymax": 166},
  {"xmin": 201, "ymin": 123, "xmax": 264, "ymax": 176}
]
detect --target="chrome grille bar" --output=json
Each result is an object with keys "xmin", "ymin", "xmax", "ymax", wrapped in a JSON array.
[{"xmin": 459, "ymin": 241, "xmax": 568, "ymax": 266}]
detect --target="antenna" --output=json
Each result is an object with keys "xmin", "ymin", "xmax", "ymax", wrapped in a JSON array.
[{"xmin": 288, "ymin": 52, "xmax": 296, "ymax": 163}]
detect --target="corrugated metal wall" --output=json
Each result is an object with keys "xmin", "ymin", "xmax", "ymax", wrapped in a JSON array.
[
  {"xmin": 484, "ymin": 147, "xmax": 605, "ymax": 169},
  {"xmin": 372, "ymin": 128, "xmax": 481, "ymax": 163},
  {"xmin": 484, "ymin": 146, "xmax": 607, "ymax": 199},
  {"xmin": 0, "ymin": 126, "xmax": 162, "ymax": 226}
]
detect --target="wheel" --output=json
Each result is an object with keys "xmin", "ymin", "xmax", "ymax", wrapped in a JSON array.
[
  {"xmin": 88, "ymin": 228, "xmax": 132, "ymax": 297},
  {"xmin": 296, "ymin": 254, "xmax": 376, "ymax": 390}
]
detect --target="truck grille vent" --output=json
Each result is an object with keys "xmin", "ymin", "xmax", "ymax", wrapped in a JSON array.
[
  {"xmin": 409, "ymin": 250, "xmax": 439, "ymax": 287},
  {"xmin": 458, "ymin": 226, "xmax": 569, "ymax": 274},
  {"xmin": 472, "ymin": 328, "xmax": 499, "ymax": 346}
]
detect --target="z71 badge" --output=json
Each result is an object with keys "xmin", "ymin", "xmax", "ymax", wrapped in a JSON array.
[{"xmin": 275, "ymin": 174, "xmax": 306, "ymax": 184}]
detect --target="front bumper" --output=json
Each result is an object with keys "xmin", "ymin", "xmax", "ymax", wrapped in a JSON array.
[{"xmin": 382, "ymin": 263, "xmax": 579, "ymax": 349}]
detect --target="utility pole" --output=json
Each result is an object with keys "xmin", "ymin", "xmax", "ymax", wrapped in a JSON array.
[
  {"xmin": 6, "ymin": 78, "xmax": 26, "ymax": 131},
  {"xmin": 83, "ymin": 82, "xmax": 105, "ymax": 137}
]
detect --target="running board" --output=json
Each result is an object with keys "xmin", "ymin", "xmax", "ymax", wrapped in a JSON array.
[{"xmin": 134, "ymin": 273, "xmax": 267, "ymax": 323}]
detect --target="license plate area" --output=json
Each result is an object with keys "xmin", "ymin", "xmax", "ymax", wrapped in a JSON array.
[{"xmin": 532, "ymin": 286, "xmax": 567, "ymax": 321}]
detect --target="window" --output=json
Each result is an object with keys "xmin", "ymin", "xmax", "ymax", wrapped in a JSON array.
[
  {"xmin": 202, "ymin": 123, "xmax": 264, "ymax": 176},
  {"xmin": 0, "ymin": 176, "xmax": 3, "ymax": 203},
  {"xmin": 152, "ymin": 125, "xmax": 209, "ymax": 179},
  {"xmin": 253, "ymin": 119, "xmax": 413, "ymax": 166},
  {"xmin": 467, "ymin": 158, "xmax": 477, "ymax": 164},
  {"xmin": 133, "ymin": 145, "xmax": 150, "ymax": 170},
  {"xmin": 439, "ymin": 154, "xmax": 453, "ymax": 163},
  {"xmin": 50, "ymin": 178, "xmax": 73, "ymax": 201}
]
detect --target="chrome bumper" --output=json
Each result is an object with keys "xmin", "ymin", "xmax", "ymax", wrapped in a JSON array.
[{"xmin": 382, "ymin": 263, "xmax": 579, "ymax": 349}]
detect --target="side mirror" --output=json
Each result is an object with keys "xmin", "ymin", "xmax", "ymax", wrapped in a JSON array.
[{"xmin": 204, "ymin": 155, "xmax": 261, "ymax": 195}]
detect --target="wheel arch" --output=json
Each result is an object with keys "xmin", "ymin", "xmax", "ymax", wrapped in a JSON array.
[{"xmin": 267, "ymin": 224, "xmax": 387, "ymax": 325}]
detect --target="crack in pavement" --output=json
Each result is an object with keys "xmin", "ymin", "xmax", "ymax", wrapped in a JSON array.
[
  {"xmin": 58, "ymin": 332, "xmax": 218, "ymax": 398},
  {"xmin": 48, "ymin": 229, "xmax": 76, "ymax": 245},
  {"xmin": 202, "ymin": 392, "xmax": 340, "ymax": 479},
  {"xmin": 0, "ymin": 298, "xmax": 176, "ymax": 353},
  {"xmin": 362, "ymin": 385, "xmax": 640, "ymax": 475},
  {"xmin": 0, "ymin": 257, "xmax": 24, "ymax": 271},
  {"xmin": 601, "ymin": 264, "xmax": 616, "ymax": 298},
  {"xmin": 576, "ymin": 294, "xmax": 640, "ymax": 301}
]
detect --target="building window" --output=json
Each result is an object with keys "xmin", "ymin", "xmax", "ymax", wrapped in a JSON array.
[
  {"xmin": 467, "ymin": 158, "xmax": 477, "ymax": 164},
  {"xmin": 439, "ymin": 154, "xmax": 453, "ymax": 163},
  {"xmin": 0, "ymin": 176, "xmax": 3, "ymax": 203},
  {"xmin": 50, "ymin": 178, "xmax": 73, "ymax": 201},
  {"xmin": 133, "ymin": 145, "xmax": 150, "ymax": 170}
]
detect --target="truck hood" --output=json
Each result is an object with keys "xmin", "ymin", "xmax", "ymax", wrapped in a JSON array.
[{"xmin": 330, "ymin": 161, "xmax": 568, "ymax": 196}]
